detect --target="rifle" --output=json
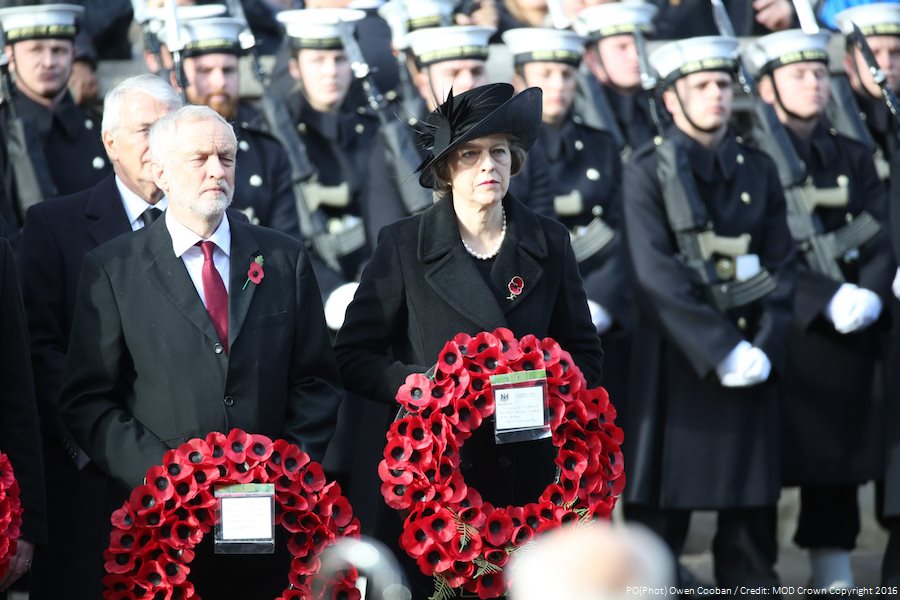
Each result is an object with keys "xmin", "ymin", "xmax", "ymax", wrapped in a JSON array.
[
  {"xmin": 0, "ymin": 27, "xmax": 54, "ymax": 221},
  {"xmin": 843, "ymin": 20, "xmax": 900, "ymax": 126},
  {"xmin": 711, "ymin": 0, "xmax": 865, "ymax": 282},
  {"xmin": 337, "ymin": 18, "xmax": 431, "ymax": 214},
  {"xmin": 164, "ymin": 0, "xmax": 188, "ymax": 102},
  {"xmin": 634, "ymin": 25, "xmax": 777, "ymax": 311}
]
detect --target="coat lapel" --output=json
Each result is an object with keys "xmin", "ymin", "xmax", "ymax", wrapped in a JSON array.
[
  {"xmin": 227, "ymin": 219, "xmax": 261, "ymax": 349},
  {"xmin": 490, "ymin": 198, "xmax": 547, "ymax": 313},
  {"xmin": 420, "ymin": 195, "xmax": 546, "ymax": 331},
  {"xmin": 142, "ymin": 217, "xmax": 221, "ymax": 343},
  {"xmin": 86, "ymin": 174, "xmax": 132, "ymax": 246}
]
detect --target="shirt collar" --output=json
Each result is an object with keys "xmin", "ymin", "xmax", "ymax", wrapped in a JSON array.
[
  {"xmin": 115, "ymin": 175, "xmax": 167, "ymax": 226},
  {"xmin": 165, "ymin": 209, "xmax": 232, "ymax": 259}
]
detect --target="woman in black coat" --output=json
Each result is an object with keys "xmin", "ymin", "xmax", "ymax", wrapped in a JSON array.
[{"xmin": 333, "ymin": 83, "xmax": 603, "ymax": 545}]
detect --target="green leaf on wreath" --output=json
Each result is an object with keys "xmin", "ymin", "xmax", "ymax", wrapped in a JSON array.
[
  {"xmin": 429, "ymin": 573, "xmax": 457, "ymax": 600},
  {"xmin": 473, "ymin": 556, "xmax": 503, "ymax": 578}
]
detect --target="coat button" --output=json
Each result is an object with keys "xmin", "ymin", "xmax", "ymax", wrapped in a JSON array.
[
  {"xmin": 239, "ymin": 140, "xmax": 250, "ymax": 152},
  {"xmin": 92, "ymin": 156, "xmax": 106, "ymax": 169},
  {"xmin": 224, "ymin": 396, "xmax": 235, "ymax": 407},
  {"xmin": 497, "ymin": 456, "xmax": 512, "ymax": 469},
  {"xmin": 737, "ymin": 317, "xmax": 748, "ymax": 330},
  {"xmin": 214, "ymin": 342, "xmax": 224, "ymax": 354}
]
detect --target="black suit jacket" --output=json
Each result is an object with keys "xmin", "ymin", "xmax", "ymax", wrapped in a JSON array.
[
  {"xmin": 0, "ymin": 236, "xmax": 46, "ymax": 544},
  {"xmin": 60, "ymin": 214, "xmax": 342, "ymax": 491}
]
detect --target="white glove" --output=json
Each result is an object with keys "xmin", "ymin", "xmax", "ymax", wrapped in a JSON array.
[
  {"xmin": 324, "ymin": 282, "xmax": 359, "ymax": 331},
  {"xmin": 825, "ymin": 283, "xmax": 882, "ymax": 334},
  {"xmin": 716, "ymin": 341, "xmax": 772, "ymax": 387},
  {"xmin": 892, "ymin": 267, "xmax": 900, "ymax": 301},
  {"xmin": 587, "ymin": 299, "xmax": 613, "ymax": 334}
]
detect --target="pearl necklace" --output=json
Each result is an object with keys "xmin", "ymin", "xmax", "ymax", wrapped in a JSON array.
[{"xmin": 462, "ymin": 209, "xmax": 507, "ymax": 260}]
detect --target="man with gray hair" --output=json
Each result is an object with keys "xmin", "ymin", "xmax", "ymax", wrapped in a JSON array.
[
  {"xmin": 60, "ymin": 104, "xmax": 343, "ymax": 597},
  {"xmin": 20, "ymin": 73, "xmax": 181, "ymax": 600}
]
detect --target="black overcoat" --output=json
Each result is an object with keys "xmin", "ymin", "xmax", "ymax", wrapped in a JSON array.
[
  {"xmin": 333, "ymin": 193, "xmax": 604, "ymax": 507},
  {"xmin": 0, "ymin": 235, "xmax": 46, "ymax": 547},
  {"xmin": 20, "ymin": 174, "xmax": 128, "ymax": 599},
  {"xmin": 59, "ymin": 215, "xmax": 342, "ymax": 492},
  {"xmin": 780, "ymin": 123, "xmax": 894, "ymax": 485},
  {"xmin": 622, "ymin": 129, "xmax": 796, "ymax": 509}
]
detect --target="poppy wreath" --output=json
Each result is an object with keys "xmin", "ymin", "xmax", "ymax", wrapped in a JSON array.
[
  {"xmin": 103, "ymin": 429, "xmax": 361, "ymax": 600},
  {"xmin": 380, "ymin": 328, "xmax": 625, "ymax": 599},
  {"xmin": 0, "ymin": 451, "xmax": 22, "ymax": 581}
]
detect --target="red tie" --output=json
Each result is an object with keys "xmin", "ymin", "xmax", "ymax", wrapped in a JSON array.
[{"xmin": 199, "ymin": 241, "xmax": 228, "ymax": 353}]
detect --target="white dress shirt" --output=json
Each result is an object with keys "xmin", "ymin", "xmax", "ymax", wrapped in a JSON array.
[
  {"xmin": 165, "ymin": 210, "xmax": 232, "ymax": 306},
  {"xmin": 115, "ymin": 176, "xmax": 168, "ymax": 231}
]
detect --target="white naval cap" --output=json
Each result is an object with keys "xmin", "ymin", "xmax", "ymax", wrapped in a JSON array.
[
  {"xmin": 0, "ymin": 3, "xmax": 83, "ymax": 43},
  {"xmin": 144, "ymin": 4, "xmax": 228, "ymax": 26},
  {"xmin": 277, "ymin": 8, "xmax": 366, "ymax": 51},
  {"xmin": 835, "ymin": 2, "xmax": 900, "ymax": 38},
  {"xmin": 744, "ymin": 29, "xmax": 831, "ymax": 76},
  {"xmin": 572, "ymin": 0, "xmax": 657, "ymax": 43},
  {"xmin": 406, "ymin": 25, "xmax": 495, "ymax": 67},
  {"xmin": 379, "ymin": 0, "xmax": 456, "ymax": 50},
  {"xmin": 502, "ymin": 27, "xmax": 585, "ymax": 66},
  {"xmin": 650, "ymin": 35, "xmax": 739, "ymax": 86},
  {"xmin": 176, "ymin": 17, "xmax": 246, "ymax": 57}
]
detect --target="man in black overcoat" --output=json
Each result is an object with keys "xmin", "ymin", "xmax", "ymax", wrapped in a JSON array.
[
  {"xmin": 0, "ymin": 233, "xmax": 46, "ymax": 596},
  {"xmin": 59, "ymin": 105, "xmax": 342, "ymax": 597},
  {"xmin": 20, "ymin": 74, "xmax": 181, "ymax": 600},
  {"xmin": 621, "ymin": 36, "xmax": 796, "ymax": 593}
]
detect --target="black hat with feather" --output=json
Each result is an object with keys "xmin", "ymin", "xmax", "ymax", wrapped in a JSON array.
[{"xmin": 414, "ymin": 83, "xmax": 543, "ymax": 189}]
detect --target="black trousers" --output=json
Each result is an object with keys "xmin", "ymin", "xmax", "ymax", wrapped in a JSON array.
[
  {"xmin": 881, "ymin": 519, "xmax": 900, "ymax": 589},
  {"xmin": 624, "ymin": 503, "xmax": 780, "ymax": 592},
  {"xmin": 793, "ymin": 484, "xmax": 860, "ymax": 550}
]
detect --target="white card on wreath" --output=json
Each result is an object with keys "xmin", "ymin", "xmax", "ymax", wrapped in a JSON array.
[
  {"xmin": 220, "ymin": 495, "xmax": 273, "ymax": 541},
  {"xmin": 494, "ymin": 383, "xmax": 546, "ymax": 431}
]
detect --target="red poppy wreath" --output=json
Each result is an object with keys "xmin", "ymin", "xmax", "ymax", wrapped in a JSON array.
[
  {"xmin": 0, "ymin": 451, "xmax": 22, "ymax": 581},
  {"xmin": 380, "ymin": 328, "xmax": 625, "ymax": 599},
  {"xmin": 103, "ymin": 429, "xmax": 360, "ymax": 599}
]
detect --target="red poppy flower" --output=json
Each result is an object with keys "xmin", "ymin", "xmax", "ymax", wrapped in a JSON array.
[
  {"xmin": 161, "ymin": 449, "xmax": 193, "ymax": 482},
  {"xmin": 452, "ymin": 528, "xmax": 483, "ymax": 561},
  {"xmin": 292, "ymin": 552, "xmax": 322, "ymax": 578},
  {"xmin": 539, "ymin": 337, "xmax": 562, "ymax": 366},
  {"xmin": 482, "ymin": 509, "xmax": 513, "ymax": 547},
  {"xmin": 202, "ymin": 431, "xmax": 229, "ymax": 465},
  {"xmin": 436, "ymin": 340, "xmax": 465, "ymax": 375},
  {"xmin": 268, "ymin": 439, "xmax": 311, "ymax": 479},
  {"xmin": 397, "ymin": 373, "xmax": 435, "ymax": 412},
  {"xmin": 381, "ymin": 481, "xmax": 412, "ymax": 510},
  {"xmin": 511, "ymin": 524, "xmax": 534, "ymax": 546},
  {"xmin": 222, "ymin": 429, "xmax": 254, "ymax": 464},
  {"xmin": 483, "ymin": 547, "xmax": 510, "ymax": 568},
  {"xmin": 416, "ymin": 542, "xmax": 452, "ymax": 576},
  {"xmin": 400, "ymin": 520, "xmax": 432, "ymax": 557},
  {"xmin": 247, "ymin": 261, "xmax": 264, "ymax": 285},
  {"xmin": 476, "ymin": 571, "xmax": 508, "ymax": 599}
]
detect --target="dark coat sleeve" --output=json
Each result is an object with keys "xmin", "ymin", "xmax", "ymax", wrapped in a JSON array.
[
  {"xmin": 284, "ymin": 244, "xmax": 343, "ymax": 463},
  {"xmin": 20, "ymin": 205, "xmax": 68, "ymax": 440},
  {"xmin": 0, "ymin": 237, "xmax": 46, "ymax": 544},
  {"xmin": 59, "ymin": 251, "xmax": 169, "ymax": 490},
  {"xmin": 853, "ymin": 145, "xmax": 894, "ymax": 301},
  {"xmin": 333, "ymin": 226, "xmax": 424, "ymax": 405}
]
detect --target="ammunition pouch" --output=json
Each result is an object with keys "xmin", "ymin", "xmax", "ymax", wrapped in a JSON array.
[{"xmin": 570, "ymin": 216, "xmax": 616, "ymax": 263}]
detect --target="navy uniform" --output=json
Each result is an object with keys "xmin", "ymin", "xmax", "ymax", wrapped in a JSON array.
[
  {"xmin": 572, "ymin": 2, "xmax": 659, "ymax": 154},
  {"xmin": 173, "ymin": 16, "xmax": 300, "ymax": 238},
  {"xmin": 275, "ymin": 9, "xmax": 381, "ymax": 307},
  {"xmin": 833, "ymin": 5, "xmax": 900, "ymax": 586},
  {"xmin": 503, "ymin": 27, "xmax": 631, "ymax": 406},
  {"xmin": 0, "ymin": 4, "xmax": 110, "ymax": 234},
  {"xmin": 746, "ymin": 30, "xmax": 894, "ymax": 589},
  {"xmin": 622, "ymin": 37, "xmax": 795, "ymax": 592},
  {"xmin": 362, "ymin": 23, "xmax": 555, "ymax": 245}
]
